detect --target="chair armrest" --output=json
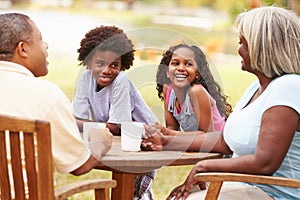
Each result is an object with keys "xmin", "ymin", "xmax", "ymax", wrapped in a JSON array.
[
  {"xmin": 55, "ymin": 178, "xmax": 117, "ymax": 200},
  {"xmin": 194, "ymin": 172, "xmax": 300, "ymax": 188},
  {"xmin": 194, "ymin": 172, "xmax": 300, "ymax": 200}
]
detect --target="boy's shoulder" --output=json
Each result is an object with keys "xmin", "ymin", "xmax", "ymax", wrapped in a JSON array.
[{"xmin": 114, "ymin": 71, "xmax": 132, "ymax": 84}]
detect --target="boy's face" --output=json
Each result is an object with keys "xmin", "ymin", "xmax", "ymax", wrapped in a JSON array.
[{"xmin": 88, "ymin": 50, "xmax": 122, "ymax": 89}]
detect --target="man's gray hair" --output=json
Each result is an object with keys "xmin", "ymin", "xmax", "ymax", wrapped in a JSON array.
[{"xmin": 0, "ymin": 13, "xmax": 32, "ymax": 61}]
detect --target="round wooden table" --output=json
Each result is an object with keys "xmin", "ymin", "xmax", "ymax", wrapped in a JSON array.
[{"xmin": 95, "ymin": 136, "xmax": 223, "ymax": 200}]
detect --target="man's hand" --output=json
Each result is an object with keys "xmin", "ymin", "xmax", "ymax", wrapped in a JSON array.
[{"xmin": 88, "ymin": 128, "xmax": 113, "ymax": 160}]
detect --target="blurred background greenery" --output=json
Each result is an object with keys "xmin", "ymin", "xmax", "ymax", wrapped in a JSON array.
[{"xmin": 1, "ymin": 0, "xmax": 299, "ymax": 199}]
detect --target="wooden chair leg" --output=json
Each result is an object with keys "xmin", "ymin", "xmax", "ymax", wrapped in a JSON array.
[
  {"xmin": 95, "ymin": 188, "xmax": 111, "ymax": 200},
  {"xmin": 205, "ymin": 181, "xmax": 223, "ymax": 200}
]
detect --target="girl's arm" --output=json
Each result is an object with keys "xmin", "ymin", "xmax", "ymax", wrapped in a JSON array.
[
  {"xmin": 190, "ymin": 84, "xmax": 214, "ymax": 132},
  {"xmin": 163, "ymin": 86, "xmax": 180, "ymax": 132}
]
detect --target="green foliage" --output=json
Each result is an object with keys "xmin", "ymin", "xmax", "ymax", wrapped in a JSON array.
[{"xmin": 179, "ymin": 0, "xmax": 211, "ymax": 7}]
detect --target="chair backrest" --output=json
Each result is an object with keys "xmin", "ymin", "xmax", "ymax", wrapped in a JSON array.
[{"xmin": 0, "ymin": 115, "xmax": 55, "ymax": 200}]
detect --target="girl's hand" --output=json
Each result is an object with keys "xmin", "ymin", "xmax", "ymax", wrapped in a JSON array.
[
  {"xmin": 141, "ymin": 124, "xmax": 165, "ymax": 151},
  {"xmin": 166, "ymin": 162, "xmax": 207, "ymax": 200},
  {"xmin": 150, "ymin": 121, "xmax": 164, "ymax": 131}
]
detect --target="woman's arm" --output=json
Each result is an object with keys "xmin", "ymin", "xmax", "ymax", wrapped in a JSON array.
[
  {"xmin": 167, "ymin": 106, "xmax": 299, "ymax": 199},
  {"xmin": 206, "ymin": 106, "xmax": 299, "ymax": 175},
  {"xmin": 143, "ymin": 123, "xmax": 231, "ymax": 154}
]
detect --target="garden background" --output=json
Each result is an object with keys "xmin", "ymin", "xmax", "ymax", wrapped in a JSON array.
[{"xmin": 1, "ymin": 0, "xmax": 297, "ymax": 199}]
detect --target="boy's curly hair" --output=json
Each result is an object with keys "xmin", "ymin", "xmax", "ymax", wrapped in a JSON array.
[
  {"xmin": 77, "ymin": 25, "xmax": 135, "ymax": 70},
  {"xmin": 156, "ymin": 43, "xmax": 232, "ymax": 118}
]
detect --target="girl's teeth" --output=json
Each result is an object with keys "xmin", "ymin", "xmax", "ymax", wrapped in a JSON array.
[{"xmin": 176, "ymin": 75, "xmax": 186, "ymax": 79}]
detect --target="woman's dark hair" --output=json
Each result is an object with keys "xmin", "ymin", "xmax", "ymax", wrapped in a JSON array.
[
  {"xmin": 156, "ymin": 43, "xmax": 232, "ymax": 118},
  {"xmin": 77, "ymin": 25, "xmax": 135, "ymax": 70}
]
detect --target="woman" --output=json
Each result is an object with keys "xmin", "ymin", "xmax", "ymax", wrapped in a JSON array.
[{"xmin": 142, "ymin": 6, "xmax": 300, "ymax": 199}]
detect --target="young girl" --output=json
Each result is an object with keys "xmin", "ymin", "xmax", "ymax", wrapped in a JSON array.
[
  {"xmin": 72, "ymin": 25, "xmax": 157, "ymax": 200},
  {"xmin": 155, "ymin": 43, "xmax": 231, "ymax": 135}
]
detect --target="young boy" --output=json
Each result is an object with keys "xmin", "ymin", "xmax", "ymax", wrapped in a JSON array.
[{"xmin": 73, "ymin": 25, "xmax": 157, "ymax": 200}]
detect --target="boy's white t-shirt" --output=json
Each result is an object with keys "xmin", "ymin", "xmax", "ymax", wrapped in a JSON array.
[{"xmin": 73, "ymin": 70, "xmax": 157, "ymax": 124}]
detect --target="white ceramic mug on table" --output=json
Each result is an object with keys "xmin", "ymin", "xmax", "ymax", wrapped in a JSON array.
[{"xmin": 121, "ymin": 122, "xmax": 145, "ymax": 152}]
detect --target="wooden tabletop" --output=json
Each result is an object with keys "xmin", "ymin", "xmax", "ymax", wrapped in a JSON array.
[
  {"xmin": 94, "ymin": 136, "xmax": 223, "ymax": 200},
  {"xmin": 96, "ymin": 136, "xmax": 222, "ymax": 174}
]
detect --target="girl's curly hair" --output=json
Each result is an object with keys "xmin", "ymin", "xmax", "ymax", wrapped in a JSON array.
[
  {"xmin": 77, "ymin": 25, "xmax": 134, "ymax": 70},
  {"xmin": 156, "ymin": 43, "xmax": 232, "ymax": 118}
]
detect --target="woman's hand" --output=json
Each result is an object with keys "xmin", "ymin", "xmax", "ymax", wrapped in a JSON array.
[
  {"xmin": 166, "ymin": 161, "xmax": 207, "ymax": 200},
  {"xmin": 141, "ymin": 123, "xmax": 165, "ymax": 151}
]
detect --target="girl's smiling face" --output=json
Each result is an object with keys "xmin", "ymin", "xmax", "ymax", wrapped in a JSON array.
[
  {"xmin": 167, "ymin": 47, "xmax": 199, "ymax": 88},
  {"xmin": 88, "ymin": 50, "xmax": 122, "ymax": 90}
]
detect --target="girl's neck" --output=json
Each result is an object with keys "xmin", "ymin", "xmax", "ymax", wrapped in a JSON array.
[{"xmin": 173, "ymin": 86, "xmax": 188, "ymax": 104}]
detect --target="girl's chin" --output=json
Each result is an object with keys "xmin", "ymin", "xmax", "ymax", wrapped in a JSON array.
[{"xmin": 172, "ymin": 82, "xmax": 191, "ymax": 88}]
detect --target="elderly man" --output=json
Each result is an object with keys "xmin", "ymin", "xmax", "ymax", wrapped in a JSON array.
[{"xmin": 0, "ymin": 12, "xmax": 112, "ymax": 175}]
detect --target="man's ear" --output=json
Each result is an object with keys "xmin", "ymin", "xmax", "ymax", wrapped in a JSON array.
[{"xmin": 15, "ymin": 41, "xmax": 28, "ymax": 58}]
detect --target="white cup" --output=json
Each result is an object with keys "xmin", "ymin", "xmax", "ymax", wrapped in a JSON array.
[
  {"xmin": 83, "ymin": 122, "xmax": 106, "ymax": 145},
  {"xmin": 121, "ymin": 122, "xmax": 145, "ymax": 152}
]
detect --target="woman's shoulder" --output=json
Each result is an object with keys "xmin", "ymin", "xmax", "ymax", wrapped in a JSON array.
[
  {"xmin": 274, "ymin": 74, "xmax": 300, "ymax": 83},
  {"xmin": 269, "ymin": 74, "xmax": 300, "ymax": 92}
]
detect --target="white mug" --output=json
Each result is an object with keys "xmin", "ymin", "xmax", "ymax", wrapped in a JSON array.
[{"xmin": 121, "ymin": 122, "xmax": 145, "ymax": 152}]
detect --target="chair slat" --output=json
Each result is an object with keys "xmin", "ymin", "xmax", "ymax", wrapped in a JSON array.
[
  {"xmin": 35, "ymin": 121, "xmax": 55, "ymax": 200},
  {"xmin": 0, "ymin": 131, "xmax": 11, "ymax": 200},
  {"xmin": 9, "ymin": 132, "xmax": 25, "ymax": 200},
  {"xmin": 24, "ymin": 132, "xmax": 38, "ymax": 199}
]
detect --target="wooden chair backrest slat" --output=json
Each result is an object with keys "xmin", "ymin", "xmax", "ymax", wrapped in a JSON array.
[
  {"xmin": 10, "ymin": 132, "xmax": 26, "ymax": 199},
  {"xmin": 0, "ymin": 130, "xmax": 11, "ymax": 200},
  {"xmin": 24, "ymin": 132, "xmax": 38, "ymax": 199}
]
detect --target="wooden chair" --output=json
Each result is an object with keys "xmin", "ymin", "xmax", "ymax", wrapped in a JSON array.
[
  {"xmin": 194, "ymin": 172, "xmax": 300, "ymax": 200},
  {"xmin": 0, "ymin": 114, "xmax": 116, "ymax": 200}
]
